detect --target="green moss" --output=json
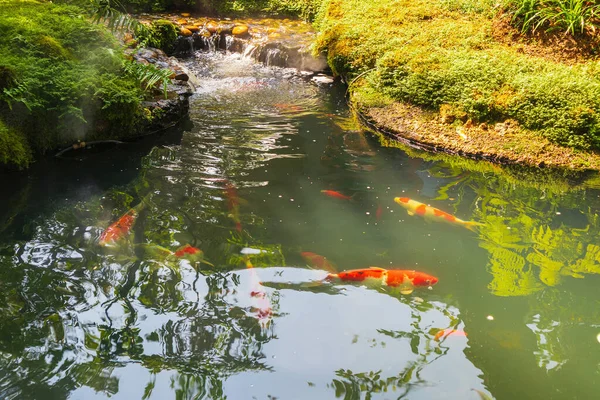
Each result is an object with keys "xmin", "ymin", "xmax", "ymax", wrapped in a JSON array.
[
  {"xmin": 0, "ymin": 119, "xmax": 32, "ymax": 169},
  {"xmin": 313, "ymin": 0, "xmax": 600, "ymax": 151},
  {"xmin": 135, "ymin": 19, "xmax": 178, "ymax": 51},
  {"xmin": 0, "ymin": 0, "xmax": 146, "ymax": 167}
]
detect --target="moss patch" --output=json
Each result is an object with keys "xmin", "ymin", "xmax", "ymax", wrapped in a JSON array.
[
  {"xmin": 0, "ymin": 0, "xmax": 146, "ymax": 167},
  {"xmin": 313, "ymin": 0, "xmax": 600, "ymax": 166},
  {"xmin": 0, "ymin": 119, "xmax": 32, "ymax": 169}
]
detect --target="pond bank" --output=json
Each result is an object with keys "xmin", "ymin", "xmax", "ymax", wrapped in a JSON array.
[{"xmin": 312, "ymin": 0, "xmax": 600, "ymax": 172}]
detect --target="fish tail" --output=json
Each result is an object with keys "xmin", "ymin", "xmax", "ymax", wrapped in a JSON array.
[
  {"xmin": 200, "ymin": 259, "xmax": 215, "ymax": 267},
  {"xmin": 463, "ymin": 221, "xmax": 484, "ymax": 232}
]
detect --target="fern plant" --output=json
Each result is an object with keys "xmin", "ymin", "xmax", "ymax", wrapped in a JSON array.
[{"xmin": 123, "ymin": 60, "xmax": 171, "ymax": 98}]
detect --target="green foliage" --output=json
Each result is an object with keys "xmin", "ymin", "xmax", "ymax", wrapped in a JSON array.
[
  {"xmin": 0, "ymin": 119, "xmax": 32, "ymax": 168},
  {"xmin": 314, "ymin": 0, "xmax": 600, "ymax": 150},
  {"xmin": 123, "ymin": 60, "xmax": 172, "ymax": 98},
  {"xmin": 506, "ymin": 0, "xmax": 600, "ymax": 36},
  {"xmin": 134, "ymin": 19, "xmax": 177, "ymax": 52}
]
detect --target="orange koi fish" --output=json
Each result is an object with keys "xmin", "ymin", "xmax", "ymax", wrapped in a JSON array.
[
  {"xmin": 327, "ymin": 267, "xmax": 438, "ymax": 288},
  {"xmin": 394, "ymin": 197, "xmax": 482, "ymax": 231},
  {"xmin": 321, "ymin": 190, "xmax": 353, "ymax": 200},
  {"xmin": 434, "ymin": 329, "xmax": 468, "ymax": 341},
  {"xmin": 300, "ymin": 251, "xmax": 337, "ymax": 274},
  {"xmin": 99, "ymin": 209, "xmax": 138, "ymax": 246},
  {"xmin": 224, "ymin": 182, "xmax": 245, "ymax": 232},
  {"xmin": 245, "ymin": 258, "xmax": 272, "ymax": 324}
]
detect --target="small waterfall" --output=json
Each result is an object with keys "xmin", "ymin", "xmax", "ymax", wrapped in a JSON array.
[
  {"xmin": 242, "ymin": 43, "xmax": 258, "ymax": 59},
  {"xmin": 224, "ymin": 35, "xmax": 234, "ymax": 51},
  {"xmin": 264, "ymin": 48, "xmax": 287, "ymax": 67},
  {"xmin": 186, "ymin": 36, "xmax": 194, "ymax": 53}
]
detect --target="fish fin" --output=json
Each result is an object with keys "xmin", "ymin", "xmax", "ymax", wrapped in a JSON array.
[
  {"xmin": 463, "ymin": 221, "xmax": 484, "ymax": 232},
  {"xmin": 407, "ymin": 211, "xmax": 415, "ymax": 216},
  {"xmin": 368, "ymin": 266, "xmax": 385, "ymax": 271},
  {"xmin": 472, "ymin": 389, "xmax": 495, "ymax": 400}
]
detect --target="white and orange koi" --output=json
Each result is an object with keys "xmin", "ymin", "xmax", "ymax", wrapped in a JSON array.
[
  {"xmin": 394, "ymin": 197, "xmax": 483, "ymax": 232},
  {"xmin": 245, "ymin": 258, "xmax": 272, "ymax": 325}
]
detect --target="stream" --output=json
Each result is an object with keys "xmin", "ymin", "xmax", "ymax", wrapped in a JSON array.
[{"xmin": 1, "ymin": 19, "xmax": 600, "ymax": 400}]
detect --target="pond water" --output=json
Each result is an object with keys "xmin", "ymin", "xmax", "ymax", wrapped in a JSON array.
[{"xmin": 2, "ymin": 42, "xmax": 600, "ymax": 400}]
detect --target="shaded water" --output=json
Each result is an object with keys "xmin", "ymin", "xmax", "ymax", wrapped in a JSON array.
[{"xmin": 2, "ymin": 47, "xmax": 600, "ymax": 400}]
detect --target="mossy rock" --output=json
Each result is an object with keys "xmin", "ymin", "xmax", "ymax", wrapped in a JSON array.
[
  {"xmin": 0, "ymin": 65, "xmax": 17, "ymax": 90},
  {"xmin": 0, "ymin": 119, "xmax": 32, "ymax": 169},
  {"xmin": 136, "ymin": 19, "xmax": 178, "ymax": 53}
]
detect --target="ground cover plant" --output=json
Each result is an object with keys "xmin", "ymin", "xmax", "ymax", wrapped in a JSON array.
[{"xmin": 312, "ymin": 0, "xmax": 600, "ymax": 153}]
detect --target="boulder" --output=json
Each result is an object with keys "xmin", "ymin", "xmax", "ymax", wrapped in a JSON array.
[
  {"xmin": 232, "ymin": 25, "xmax": 249, "ymax": 37},
  {"xmin": 206, "ymin": 21, "xmax": 219, "ymax": 33},
  {"xmin": 180, "ymin": 28, "xmax": 192, "ymax": 37}
]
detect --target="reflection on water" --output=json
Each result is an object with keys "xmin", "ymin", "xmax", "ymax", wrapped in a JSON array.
[{"xmin": 2, "ymin": 46, "xmax": 600, "ymax": 400}]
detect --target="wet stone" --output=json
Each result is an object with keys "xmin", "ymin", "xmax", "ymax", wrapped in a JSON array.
[
  {"xmin": 206, "ymin": 21, "xmax": 219, "ymax": 33},
  {"xmin": 312, "ymin": 75, "xmax": 335, "ymax": 85},
  {"xmin": 232, "ymin": 25, "xmax": 249, "ymax": 37},
  {"xmin": 180, "ymin": 28, "xmax": 192, "ymax": 37}
]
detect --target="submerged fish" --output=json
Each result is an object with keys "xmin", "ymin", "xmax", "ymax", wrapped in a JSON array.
[
  {"xmin": 327, "ymin": 267, "xmax": 438, "ymax": 293},
  {"xmin": 434, "ymin": 329, "xmax": 468, "ymax": 341},
  {"xmin": 99, "ymin": 208, "xmax": 138, "ymax": 246},
  {"xmin": 224, "ymin": 181, "xmax": 245, "ymax": 232},
  {"xmin": 321, "ymin": 190, "xmax": 353, "ymax": 200},
  {"xmin": 174, "ymin": 244, "xmax": 214, "ymax": 266},
  {"xmin": 245, "ymin": 258, "xmax": 272, "ymax": 323},
  {"xmin": 394, "ymin": 197, "xmax": 482, "ymax": 231},
  {"xmin": 301, "ymin": 251, "xmax": 337, "ymax": 274}
]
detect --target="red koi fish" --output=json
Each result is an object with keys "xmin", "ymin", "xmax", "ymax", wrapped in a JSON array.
[
  {"xmin": 394, "ymin": 197, "xmax": 483, "ymax": 231},
  {"xmin": 173, "ymin": 244, "xmax": 214, "ymax": 266},
  {"xmin": 434, "ymin": 329, "xmax": 468, "ymax": 341},
  {"xmin": 321, "ymin": 190, "xmax": 353, "ymax": 200},
  {"xmin": 245, "ymin": 258, "xmax": 272, "ymax": 324},
  {"xmin": 327, "ymin": 267, "xmax": 438, "ymax": 287},
  {"xmin": 174, "ymin": 244, "xmax": 201, "ymax": 257},
  {"xmin": 99, "ymin": 209, "xmax": 138, "ymax": 246},
  {"xmin": 301, "ymin": 251, "xmax": 337, "ymax": 274}
]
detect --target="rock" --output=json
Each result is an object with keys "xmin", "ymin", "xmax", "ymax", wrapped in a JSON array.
[
  {"xmin": 219, "ymin": 23, "xmax": 235, "ymax": 34},
  {"xmin": 312, "ymin": 75, "xmax": 334, "ymax": 85},
  {"xmin": 177, "ymin": 19, "xmax": 188, "ymax": 25},
  {"xmin": 180, "ymin": 28, "xmax": 192, "ymax": 37},
  {"xmin": 174, "ymin": 72, "xmax": 189, "ymax": 82},
  {"xmin": 198, "ymin": 28, "xmax": 211, "ymax": 38},
  {"xmin": 181, "ymin": 13, "xmax": 191, "ymax": 17},
  {"xmin": 156, "ymin": 61, "xmax": 169, "ymax": 69},
  {"xmin": 206, "ymin": 21, "xmax": 219, "ymax": 33},
  {"xmin": 232, "ymin": 25, "xmax": 249, "ymax": 37},
  {"xmin": 185, "ymin": 25, "xmax": 200, "ymax": 32}
]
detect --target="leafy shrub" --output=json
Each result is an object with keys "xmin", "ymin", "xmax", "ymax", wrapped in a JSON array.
[{"xmin": 0, "ymin": 0, "xmax": 146, "ymax": 162}]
